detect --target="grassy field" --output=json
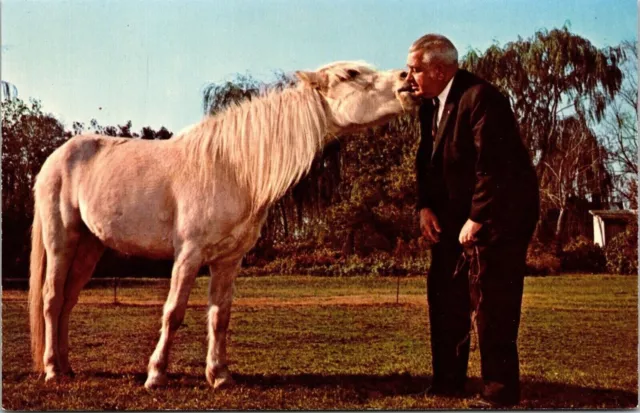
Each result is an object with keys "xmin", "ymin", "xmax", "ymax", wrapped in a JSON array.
[{"xmin": 2, "ymin": 274, "xmax": 637, "ymax": 409}]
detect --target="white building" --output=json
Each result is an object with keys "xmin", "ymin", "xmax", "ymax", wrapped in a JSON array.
[{"xmin": 588, "ymin": 210, "xmax": 637, "ymax": 247}]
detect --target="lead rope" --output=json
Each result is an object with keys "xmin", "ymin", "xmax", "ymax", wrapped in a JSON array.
[{"xmin": 453, "ymin": 245, "xmax": 482, "ymax": 355}]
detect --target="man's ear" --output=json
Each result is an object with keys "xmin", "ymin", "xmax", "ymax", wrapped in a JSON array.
[
  {"xmin": 435, "ymin": 64, "xmax": 446, "ymax": 81},
  {"xmin": 295, "ymin": 71, "xmax": 329, "ymax": 90}
]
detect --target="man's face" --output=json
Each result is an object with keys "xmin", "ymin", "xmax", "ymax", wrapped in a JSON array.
[{"xmin": 406, "ymin": 50, "xmax": 446, "ymax": 99}]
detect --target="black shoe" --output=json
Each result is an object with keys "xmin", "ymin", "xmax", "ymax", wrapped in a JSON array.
[{"xmin": 481, "ymin": 381, "xmax": 520, "ymax": 406}]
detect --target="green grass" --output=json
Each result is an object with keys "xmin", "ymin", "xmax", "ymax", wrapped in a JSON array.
[{"xmin": 3, "ymin": 274, "xmax": 637, "ymax": 409}]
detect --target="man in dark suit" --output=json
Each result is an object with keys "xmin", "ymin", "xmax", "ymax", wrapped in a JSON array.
[{"xmin": 406, "ymin": 34, "xmax": 539, "ymax": 406}]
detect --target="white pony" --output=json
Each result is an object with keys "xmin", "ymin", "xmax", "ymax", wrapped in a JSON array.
[{"xmin": 28, "ymin": 61, "xmax": 417, "ymax": 389}]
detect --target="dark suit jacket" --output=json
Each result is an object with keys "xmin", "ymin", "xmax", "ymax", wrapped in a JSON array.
[{"xmin": 415, "ymin": 69, "xmax": 539, "ymax": 243}]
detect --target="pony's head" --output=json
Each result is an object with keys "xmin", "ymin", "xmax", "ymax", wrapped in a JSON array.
[{"xmin": 295, "ymin": 61, "xmax": 418, "ymax": 135}]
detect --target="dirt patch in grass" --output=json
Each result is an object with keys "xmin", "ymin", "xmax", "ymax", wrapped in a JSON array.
[
  {"xmin": 4, "ymin": 290, "xmax": 626, "ymax": 313},
  {"xmin": 3, "ymin": 289, "xmax": 426, "ymax": 307}
]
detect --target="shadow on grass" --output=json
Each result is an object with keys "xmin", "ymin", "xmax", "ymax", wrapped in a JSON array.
[
  {"xmin": 87, "ymin": 370, "xmax": 638, "ymax": 407},
  {"xmin": 521, "ymin": 379, "xmax": 638, "ymax": 407},
  {"xmin": 232, "ymin": 373, "xmax": 638, "ymax": 407},
  {"xmin": 235, "ymin": 372, "xmax": 431, "ymax": 395},
  {"xmin": 89, "ymin": 370, "xmax": 431, "ymax": 395}
]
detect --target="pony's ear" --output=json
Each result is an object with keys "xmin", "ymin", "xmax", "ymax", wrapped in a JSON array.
[{"xmin": 296, "ymin": 71, "xmax": 329, "ymax": 90}]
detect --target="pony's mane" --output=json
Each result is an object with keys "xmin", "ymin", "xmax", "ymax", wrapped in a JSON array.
[{"xmin": 177, "ymin": 85, "xmax": 328, "ymax": 213}]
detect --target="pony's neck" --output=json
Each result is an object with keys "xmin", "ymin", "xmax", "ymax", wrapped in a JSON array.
[{"xmin": 181, "ymin": 86, "xmax": 329, "ymax": 213}]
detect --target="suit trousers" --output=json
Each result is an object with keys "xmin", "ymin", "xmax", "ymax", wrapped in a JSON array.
[{"xmin": 427, "ymin": 234, "xmax": 529, "ymax": 397}]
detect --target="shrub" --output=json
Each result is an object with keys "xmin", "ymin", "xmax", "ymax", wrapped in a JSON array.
[
  {"xmin": 526, "ymin": 241, "xmax": 561, "ymax": 275},
  {"xmin": 561, "ymin": 236, "xmax": 606, "ymax": 273},
  {"xmin": 240, "ymin": 246, "xmax": 431, "ymax": 277},
  {"xmin": 604, "ymin": 222, "xmax": 638, "ymax": 275}
]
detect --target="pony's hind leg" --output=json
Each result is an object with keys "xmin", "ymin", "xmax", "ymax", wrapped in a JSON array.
[
  {"xmin": 58, "ymin": 231, "xmax": 105, "ymax": 376},
  {"xmin": 205, "ymin": 258, "xmax": 241, "ymax": 389},
  {"xmin": 145, "ymin": 244, "xmax": 202, "ymax": 389},
  {"xmin": 41, "ymin": 220, "xmax": 81, "ymax": 382}
]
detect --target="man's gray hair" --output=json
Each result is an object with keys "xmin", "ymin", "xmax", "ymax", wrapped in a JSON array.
[{"xmin": 410, "ymin": 34, "xmax": 459, "ymax": 67}]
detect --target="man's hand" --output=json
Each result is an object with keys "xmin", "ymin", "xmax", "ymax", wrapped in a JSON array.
[
  {"xmin": 459, "ymin": 218, "xmax": 482, "ymax": 246},
  {"xmin": 419, "ymin": 208, "xmax": 441, "ymax": 243}
]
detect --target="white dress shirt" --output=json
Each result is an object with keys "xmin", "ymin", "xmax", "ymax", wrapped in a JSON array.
[{"xmin": 434, "ymin": 76, "xmax": 455, "ymax": 128}]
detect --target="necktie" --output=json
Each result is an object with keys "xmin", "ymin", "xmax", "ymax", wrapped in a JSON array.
[{"xmin": 431, "ymin": 97, "xmax": 440, "ymax": 139}]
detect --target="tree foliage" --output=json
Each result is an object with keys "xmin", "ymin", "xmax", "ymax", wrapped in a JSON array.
[
  {"xmin": 462, "ymin": 27, "xmax": 623, "ymax": 158},
  {"xmin": 600, "ymin": 40, "xmax": 638, "ymax": 208},
  {"xmin": 71, "ymin": 119, "xmax": 174, "ymax": 140},
  {"xmin": 604, "ymin": 219, "xmax": 638, "ymax": 275},
  {"xmin": 541, "ymin": 116, "xmax": 612, "ymax": 243},
  {"xmin": 461, "ymin": 26, "xmax": 625, "ymax": 241},
  {"xmin": 2, "ymin": 98, "xmax": 68, "ymax": 217}
]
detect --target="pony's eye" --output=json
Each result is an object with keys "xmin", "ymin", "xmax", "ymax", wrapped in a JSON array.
[{"xmin": 346, "ymin": 69, "xmax": 360, "ymax": 79}]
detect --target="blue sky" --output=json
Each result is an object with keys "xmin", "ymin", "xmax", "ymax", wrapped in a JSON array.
[{"xmin": 2, "ymin": 0, "xmax": 637, "ymax": 133}]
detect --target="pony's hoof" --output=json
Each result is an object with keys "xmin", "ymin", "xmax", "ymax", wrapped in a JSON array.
[
  {"xmin": 44, "ymin": 371, "xmax": 59, "ymax": 383},
  {"xmin": 214, "ymin": 375, "xmax": 235, "ymax": 389},
  {"xmin": 144, "ymin": 371, "xmax": 168, "ymax": 389},
  {"xmin": 207, "ymin": 364, "xmax": 235, "ymax": 389}
]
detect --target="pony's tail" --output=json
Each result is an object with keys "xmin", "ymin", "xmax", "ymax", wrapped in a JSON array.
[{"xmin": 28, "ymin": 202, "xmax": 46, "ymax": 373}]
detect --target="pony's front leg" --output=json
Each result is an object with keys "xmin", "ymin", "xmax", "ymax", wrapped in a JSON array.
[
  {"xmin": 145, "ymin": 245, "xmax": 202, "ymax": 389},
  {"xmin": 205, "ymin": 259, "xmax": 241, "ymax": 389}
]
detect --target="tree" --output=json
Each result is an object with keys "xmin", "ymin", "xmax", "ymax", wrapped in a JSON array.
[
  {"xmin": 2, "ymin": 98, "xmax": 68, "ymax": 214},
  {"xmin": 601, "ymin": 40, "xmax": 638, "ymax": 209},
  {"xmin": 80, "ymin": 119, "xmax": 138, "ymax": 137},
  {"xmin": 323, "ymin": 117, "xmax": 421, "ymax": 255},
  {"xmin": 141, "ymin": 126, "xmax": 173, "ymax": 140},
  {"xmin": 73, "ymin": 119, "xmax": 174, "ymax": 140},
  {"xmin": 202, "ymin": 73, "xmax": 262, "ymax": 115},
  {"xmin": 460, "ymin": 26, "xmax": 624, "ymax": 241},
  {"xmin": 462, "ymin": 27, "xmax": 623, "ymax": 166},
  {"xmin": 541, "ymin": 116, "xmax": 611, "ymax": 245}
]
